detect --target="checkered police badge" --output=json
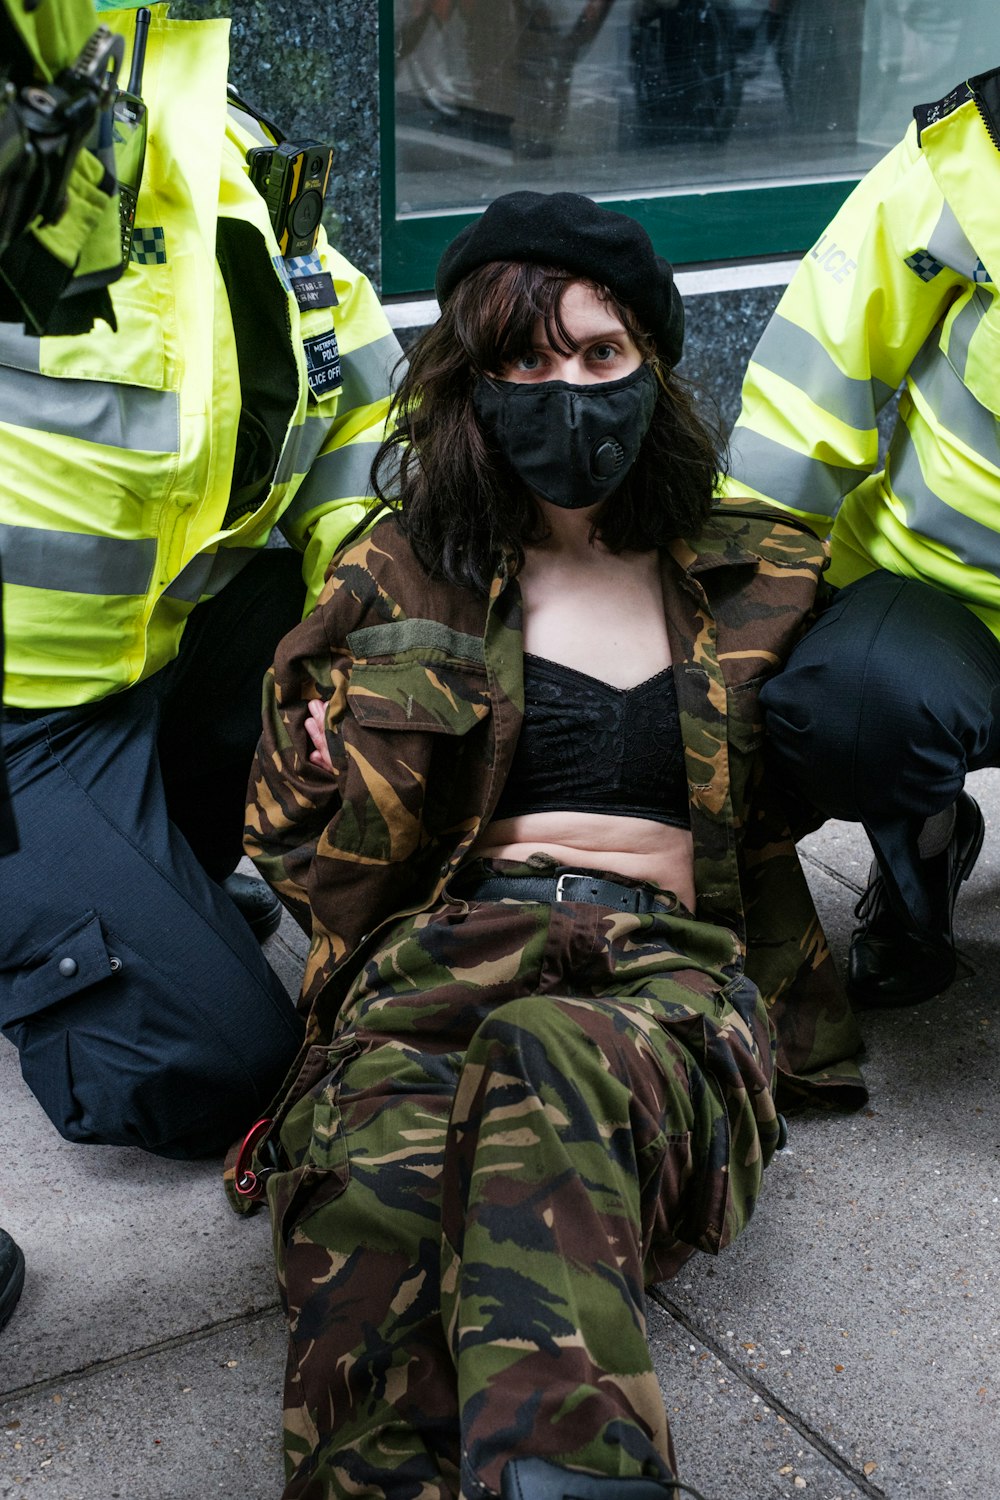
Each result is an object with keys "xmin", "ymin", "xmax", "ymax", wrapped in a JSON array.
[
  {"xmin": 904, "ymin": 250, "xmax": 944, "ymax": 282},
  {"xmin": 130, "ymin": 227, "xmax": 167, "ymax": 265},
  {"xmin": 283, "ymin": 249, "xmax": 324, "ymax": 280}
]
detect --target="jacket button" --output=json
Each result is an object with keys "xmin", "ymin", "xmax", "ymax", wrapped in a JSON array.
[{"xmin": 58, "ymin": 957, "xmax": 78, "ymax": 978}]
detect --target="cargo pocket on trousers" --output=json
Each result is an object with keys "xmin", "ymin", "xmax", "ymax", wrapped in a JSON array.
[
  {"xmin": 5, "ymin": 909, "xmax": 122, "ymax": 1032},
  {"xmin": 649, "ymin": 1009, "xmax": 735, "ymax": 1259},
  {"xmin": 3, "ymin": 909, "xmax": 123, "ymax": 1140},
  {"xmin": 269, "ymin": 1038, "xmax": 359, "ymax": 1249}
]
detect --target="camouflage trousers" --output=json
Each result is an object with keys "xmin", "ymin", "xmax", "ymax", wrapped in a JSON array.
[{"xmin": 267, "ymin": 859, "xmax": 779, "ymax": 1500}]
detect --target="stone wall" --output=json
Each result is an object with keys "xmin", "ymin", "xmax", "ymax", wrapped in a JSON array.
[{"xmin": 171, "ymin": 0, "xmax": 381, "ymax": 285}]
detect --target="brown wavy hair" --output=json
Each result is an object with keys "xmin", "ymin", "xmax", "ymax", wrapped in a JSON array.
[{"xmin": 371, "ymin": 260, "xmax": 722, "ymax": 595}]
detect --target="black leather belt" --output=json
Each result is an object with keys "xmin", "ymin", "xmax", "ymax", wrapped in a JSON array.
[{"xmin": 459, "ymin": 868, "xmax": 669, "ymax": 916}]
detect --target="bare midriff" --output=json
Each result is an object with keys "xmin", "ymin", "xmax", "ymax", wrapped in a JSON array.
[
  {"xmin": 470, "ymin": 810, "xmax": 696, "ymax": 913},
  {"xmin": 475, "ymin": 472, "xmax": 697, "ymax": 910}
]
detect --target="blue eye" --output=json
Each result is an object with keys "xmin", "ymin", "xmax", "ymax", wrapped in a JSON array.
[{"xmin": 516, "ymin": 351, "xmax": 544, "ymax": 372}]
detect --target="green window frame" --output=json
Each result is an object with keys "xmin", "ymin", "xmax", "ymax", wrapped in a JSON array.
[{"xmin": 378, "ymin": 0, "xmax": 859, "ymax": 298}]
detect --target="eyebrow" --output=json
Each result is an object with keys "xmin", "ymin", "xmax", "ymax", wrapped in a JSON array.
[{"xmin": 532, "ymin": 324, "xmax": 628, "ymax": 349}]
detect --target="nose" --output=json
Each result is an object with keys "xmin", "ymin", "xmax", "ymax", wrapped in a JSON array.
[{"xmin": 551, "ymin": 354, "xmax": 599, "ymax": 385}]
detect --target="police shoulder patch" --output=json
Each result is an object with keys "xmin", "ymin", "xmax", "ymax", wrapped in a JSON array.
[
  {"xmin": 914, "ymin": 81, "xmax": 972, "ymax": 142},
  {"xmin": 904, "ymin": 250, "xmax": 945, "ymax": 282},
  {"xmin": 130, "ymin": 227, "xmax": 167, "ymax": 265}
]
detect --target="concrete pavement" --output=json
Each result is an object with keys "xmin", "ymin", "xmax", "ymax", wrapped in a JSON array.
[{"xmin": 2, "ymin": 773, "xmax": 999, "ymax": 1499}]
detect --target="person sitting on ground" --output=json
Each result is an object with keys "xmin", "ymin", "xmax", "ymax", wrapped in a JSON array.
[{"xmin": 241, "ymin": 192, "xmax": 866, "ymax": 1500}]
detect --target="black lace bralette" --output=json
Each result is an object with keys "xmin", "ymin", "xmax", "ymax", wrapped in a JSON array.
[{"xmin": 492, "ymin": 653, "xmax": 690, "ymax": 829}]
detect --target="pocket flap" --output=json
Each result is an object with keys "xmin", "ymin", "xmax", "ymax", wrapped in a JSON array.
[
  {"xmin": 8, "ymin": 910, "xmax": 115, "ymax": 1025},
  {"xmin": 348, "ymin": 661, "xmax": 491, "ymax": 735}
]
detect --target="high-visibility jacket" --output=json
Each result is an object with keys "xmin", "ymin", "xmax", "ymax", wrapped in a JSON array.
[
  {"xmin": 0, "ymin": 5, "xmax": 402, "ymax": 708},
  {"xmin": 722, "ymin": 65, "xmax": 1000, "ymax": 641}
]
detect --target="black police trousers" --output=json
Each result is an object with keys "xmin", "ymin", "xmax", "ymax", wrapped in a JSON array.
[
  {"xmin": 760, "ymin": 569, "xmax": 1000, "ymax": 929},
  {"xmin": 0, "ymin": 548, "xmax": 306, "ymax": 1159}
]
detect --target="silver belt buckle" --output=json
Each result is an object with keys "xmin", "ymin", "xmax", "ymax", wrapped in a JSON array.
[{"xmin": 554, "ymin": 872, "xmax": 581, "ymax": 902}]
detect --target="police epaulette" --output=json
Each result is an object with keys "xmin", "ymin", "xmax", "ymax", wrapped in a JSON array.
[{"xmin": 914, "ymin": 81, "xmax": 972, "ymax": 143}]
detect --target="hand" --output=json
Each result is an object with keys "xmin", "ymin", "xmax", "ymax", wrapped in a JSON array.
[{"xmin": 304, "ymin": 698, "xmax": 334, "ymax": 773}]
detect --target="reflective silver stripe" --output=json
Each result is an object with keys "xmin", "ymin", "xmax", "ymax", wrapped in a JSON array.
[
  {"xmin": 889, "ymin": 421, "xmax": 1000, "ymax": 569},
  {"xmin": 226, "ymin": 98, "xmax": 273, "ymax": 148},
  {"xmin": 909, "ymin": 335, "xmax": 1000, "ymax": 462},
  {"xmin": 749, "ymin": 314, "xmax": 895, "ymax": 431},
  {"xmin": 926, "ymin": 200, "xmax": 979, "ymax": 280},
  {"xmin": 279, "ymin": 441, "xmax": 382, "ymax": 526},
  {"xmin": 274, "ymin": 413, "xmax": 333, "ymax": 487},
  {"xmin": 163, "ymin": 545, "xmax": 260, "ymax": 603},
  {"xmin": 0, "ymin": 364, "xmax": 180, "ymax": 452},
  {"xmin": 339, "ymin": 333, "xmax": 404, "ymax": 412},
  {"xmin": 727, "ymin": 428, "xmax": 868, "ymax": 518},
  {"xmin": 0, "ymin": 522, "xmax": 155, "ymax": 595},
  {"xmin": 944, "ymin": 289, "xmax": 990, "ymax": 382},
  {"xmin": 0, "ymin": 325, "xmax": 42, "ymax": 373}
]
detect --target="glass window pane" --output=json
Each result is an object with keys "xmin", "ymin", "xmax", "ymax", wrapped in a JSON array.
[{"xmin": 394, "ymin": 0, "xmax": 1000, "ymax": 218}]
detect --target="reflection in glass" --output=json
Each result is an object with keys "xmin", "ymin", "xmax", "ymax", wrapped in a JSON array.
[{"xmin": 394, "ymin": 0, "xmax": 1000, "ymax": 216}]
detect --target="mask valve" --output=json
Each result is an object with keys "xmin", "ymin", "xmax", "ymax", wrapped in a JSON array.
[{"xmin": 591, "ymin": 437, "xmax": 625, "ymax": 480}]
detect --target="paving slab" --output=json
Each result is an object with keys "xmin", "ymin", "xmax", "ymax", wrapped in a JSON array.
[
  {"xmin": 0, "ymin": 863, "xmax": 298, "ymax": 1389},
  {"xmin": 0, "ymin": 1028, "xmax": 279, "ymax": 1391},
  {"xmin": 647, "ymin": 1299, "xmax": 870, "ymax": 1500},
  {"xmin": 0, "ymin": 1313, "xmax": 286, "ymax": 1499}
]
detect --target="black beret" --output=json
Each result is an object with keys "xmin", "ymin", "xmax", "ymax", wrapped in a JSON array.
[{"xmin": 435, "ymin": 190, "xmax": 684, "ymax": 367}]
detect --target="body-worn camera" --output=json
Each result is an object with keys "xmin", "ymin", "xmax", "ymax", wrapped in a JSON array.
[{"xmin": 247, "ymin": 141, "xmax": 333, "ymax": 257}]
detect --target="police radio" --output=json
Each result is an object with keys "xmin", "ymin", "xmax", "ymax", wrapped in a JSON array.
[{"xmin": 247, "ymin": 140, "xmax": 333, "ymax": 257}]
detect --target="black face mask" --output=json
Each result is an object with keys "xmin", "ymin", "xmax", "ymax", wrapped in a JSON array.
[{"xmin": 472, "ymin": 363, "xmax": 658, "ymax": 510}]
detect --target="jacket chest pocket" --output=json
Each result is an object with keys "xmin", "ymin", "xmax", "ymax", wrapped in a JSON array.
[
  {"xmin": 339, "ymin": 653, "xmax": 492, "ymax": 861},
  {"xmin": 674, "ymin": 664, "xmax": 765, "ymax": 798},
  {"xmin": 0, "ymin": 288, "xmax": 175, "ymax": 464},
  {"xmin": 347, "ymin": 659, "xmax": 491, "ymax": 737}
]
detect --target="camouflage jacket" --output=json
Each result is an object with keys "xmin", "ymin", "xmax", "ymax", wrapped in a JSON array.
[{"xmin": 246, "ymin": 501, "xmax": 867, "ymax": 1111}]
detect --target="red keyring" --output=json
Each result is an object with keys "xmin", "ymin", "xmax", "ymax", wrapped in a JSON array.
[{"xmin": 234, "ymin": 1117, "xmax": 274, "ymax": 1199}]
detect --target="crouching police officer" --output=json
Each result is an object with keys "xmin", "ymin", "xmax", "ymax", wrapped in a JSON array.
[
  {"xmin": 723, "ymin": 67, "xmax": 1000, "ymax": 1012},
  {"xmin": 0, "ymin": 0, "xmax": 402, "ymax": 1158}
]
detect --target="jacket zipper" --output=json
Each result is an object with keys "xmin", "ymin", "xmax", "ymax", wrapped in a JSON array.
[{"xmin": 969, "ymin": 82, "xmax": 1000, "ymax": 155}]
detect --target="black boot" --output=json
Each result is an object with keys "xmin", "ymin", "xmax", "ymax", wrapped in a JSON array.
[
  {"xmin": 500, "ymin": 1456, "xmax": 706, "ymax": 1500},
  {"xmin": 847, "ymin": 791, "xmax": 985, "ymax": 1008},
  {"xmin": 221, "ymin": 872, "xmax": 283, "ymax": 943},
  {"xmin": 0, "ymin": 1229, "xmax": 25, "ymax": 1331}
]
